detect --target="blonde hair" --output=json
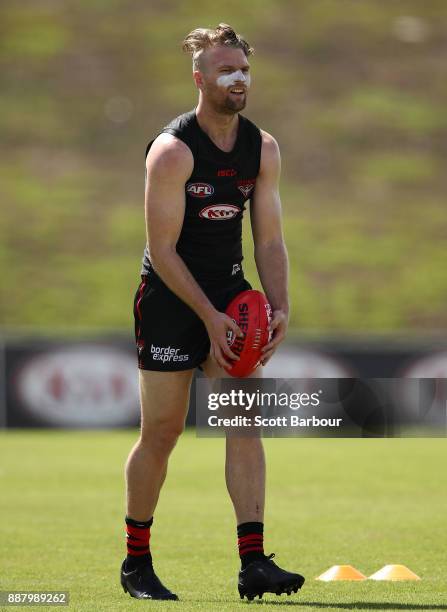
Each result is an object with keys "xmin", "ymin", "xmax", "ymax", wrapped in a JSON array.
[{"xmin": 182, "ymin": 23, "xmax": 254, "ymax": 70}]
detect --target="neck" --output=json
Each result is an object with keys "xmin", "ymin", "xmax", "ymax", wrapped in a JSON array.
[{"xmin": 195, "ymin": 97, "xmax": 239, "ymax": 144}]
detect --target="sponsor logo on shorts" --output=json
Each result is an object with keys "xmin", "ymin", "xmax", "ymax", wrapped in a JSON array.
[
  {"xmin": 186, "ymin": 182, "xmax": 214, "ymax": 198},
  {"xmin": 217, "ymin": 168, "xmax": 237, "ymax": 177},
  {"xmin": 151, "ymin": 344, "xmax": 189, "ymax": 363},
  {"xmin": 232, "ymin": 263, "xmax": 241, "ymax": 276},
  {"xmin": 199, "ymin": 204, "xmax": 240, "ymax": 220},
  {"xmin": 237, "ymin": 179, "xmax": 255, "ymax": 198}
]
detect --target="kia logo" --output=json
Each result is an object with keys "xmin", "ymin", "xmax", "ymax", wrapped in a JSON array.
[
  {"xmin": 398, "ymin": 351, "xmax": 447, "ymax": 424},
  {"xmin": 14, "ymin": 346, "xmax": 140, "ymax": 426},
  {"xmin": 199, "ymin": 204, "xmax": 239, "ymax": 220},
  {"xmin": 186, "ymin": 182, "xmax": 214, "ymax": 198},
  {"xmin": 402, "ymin": 351, "xmax": 447, "ymax": 378}
]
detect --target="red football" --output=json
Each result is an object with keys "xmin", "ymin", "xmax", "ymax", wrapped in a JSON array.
[{"xmin": 225, "ymin": 290, "xmax": 272, "ymax": 378}]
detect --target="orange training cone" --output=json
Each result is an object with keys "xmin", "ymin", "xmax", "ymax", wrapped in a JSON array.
[
  {"xmin": 316, "ymin": 565, "xmax": 367, "ymax": 581},
  {"xmin": 369, "ymin": 565, "xmax": 421, "ymax": 581}
]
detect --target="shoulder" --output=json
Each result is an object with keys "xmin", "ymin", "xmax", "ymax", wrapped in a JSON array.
[
  {"xmin": 260, "ymin": 130, "xmax": 280, "ymax": 156},
  {"xmin": 145, "ymin": 109, "xmax": 196, "ymax": 164},
  {"xmin": 146, "ymin": 133, "xmax": 193, "ymax": 178},
  {"xmin": 259, "ymin": 130, "xmax": 281, "ymax": 175}
]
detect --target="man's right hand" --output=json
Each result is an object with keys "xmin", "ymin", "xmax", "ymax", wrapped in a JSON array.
[{"xmin": 203, "ymin": 310, "xmax": 243, "ymax": 370}]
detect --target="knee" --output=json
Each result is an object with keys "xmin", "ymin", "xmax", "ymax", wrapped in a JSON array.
[{"xmin": 140, "ymin": 418, "xmax": 184, "ymax": 456}]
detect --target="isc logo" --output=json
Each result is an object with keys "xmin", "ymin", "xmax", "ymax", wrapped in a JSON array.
[
  {"xmin": 186, "ymin": 182, "xmax": 214, "ymax": 197},
  {"xmin": 217, "ymin": 169, "xmax": 237, "ymax": 177}
]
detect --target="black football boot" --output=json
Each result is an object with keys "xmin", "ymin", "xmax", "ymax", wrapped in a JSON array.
[
  {"xmin": 120, "ymin": 560, "xmax": 178, "ymax": 600},
  {"xmin": 238, "ymin": 553, "xmax": 305, "ymax": 600}
]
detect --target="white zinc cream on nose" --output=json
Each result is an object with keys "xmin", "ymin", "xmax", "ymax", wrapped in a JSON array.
[{"xmin": 216, "ymin": 70, "xmax": 251, "ymax": 88}]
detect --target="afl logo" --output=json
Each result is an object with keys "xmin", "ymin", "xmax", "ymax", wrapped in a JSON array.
[
  {"xmin": 199, "ymin": 204, "xmax": 240, "ymax": 220},
  {"xmin": 187, "ymin": 182, "xmax": 214, "ymax": 198}
]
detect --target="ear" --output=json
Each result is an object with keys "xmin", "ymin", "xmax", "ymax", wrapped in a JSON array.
[{"xmin": 193, "ymin": 70, "xmax": 203, "ymax": 90}]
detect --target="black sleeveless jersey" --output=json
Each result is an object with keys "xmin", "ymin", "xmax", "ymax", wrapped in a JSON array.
[{"xmin": 140, "ymin": 109, "xmax": 262, "ymax": 283}]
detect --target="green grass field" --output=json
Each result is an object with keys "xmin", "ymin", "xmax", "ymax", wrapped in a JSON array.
[
  {"xmin": 1, "ymin": 430, "xmax": 446, "ymax": 611},
  {"xmin": 1, "ymin": 1, "xmax": 447, "ymax": 332}
]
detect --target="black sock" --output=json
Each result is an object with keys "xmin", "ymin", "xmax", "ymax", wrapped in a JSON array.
[
  {"xmin": 125, "ymin": 515, "xmax": 153, "ymax": 571},
  {"xmin": 237, "ymin": 521, "xmax": 265, "ymax": 569}
]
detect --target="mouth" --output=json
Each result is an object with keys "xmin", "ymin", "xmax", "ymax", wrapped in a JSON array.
[{"xmin": 229, "ymin": 88, "xmax": 246, "ymax": 96}]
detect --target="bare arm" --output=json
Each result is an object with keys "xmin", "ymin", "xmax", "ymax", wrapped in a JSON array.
[
  {"xmin": 250, "ymin": 130, "xmax": 289, "ymax": 364},
  {"xmin": 145, "ymin": 134, "xmax": 242, "ymax": 367}
]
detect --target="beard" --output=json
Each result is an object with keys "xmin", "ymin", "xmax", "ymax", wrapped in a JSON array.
[
  {"xmin": 210, "ymin": 92, "xmax": 247, "ymax": 115},
  {"xmin": 223, "ymin": 93, "xmax": 246, "ymax": 113}
]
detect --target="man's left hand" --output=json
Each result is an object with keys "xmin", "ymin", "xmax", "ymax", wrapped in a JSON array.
[{"xmin": 260, "ymin": 309, "xmax": 288, "ymax": 366}]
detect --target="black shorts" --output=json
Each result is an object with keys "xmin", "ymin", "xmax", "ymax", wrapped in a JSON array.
[{"xmin": 133, "ymin": 271, "xmax": 252, "ymax": 371}]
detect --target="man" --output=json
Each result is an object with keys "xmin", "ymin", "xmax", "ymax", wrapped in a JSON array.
[{"xmin": 120, "ymin": 23, "xmax": 305, "ymax": 601}]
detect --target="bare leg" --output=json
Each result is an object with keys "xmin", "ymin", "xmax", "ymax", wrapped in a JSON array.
[
  {"xmin": 201, "ymin": 357, "xmax": 265, "ymax": 523},
  {"xmin": 225, "ymin": 435, "xmax": 265, "ymax": 524},
  {"xmin": 125, "ymin": 368, "xmax": 194, "ymax": 521},
  {"xmin": 201, "ymin": 359, "xmax": 305, "ymax": 600}
]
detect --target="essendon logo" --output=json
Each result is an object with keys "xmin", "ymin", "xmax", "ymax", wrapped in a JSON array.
[
  {"xmin": 199, "ymin": 204, "xmax": 239, "ymax": 220},
  {"xmin": 237, "ymin": 179, "xmax": 255, "ymax": 198},
  {"xmin": 186, "ymin": 182, "xmax": 214, "ymax": 198},
  {"xmin": 217, "ymin": 168, "xmax": 237, "ymax": 177}
]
